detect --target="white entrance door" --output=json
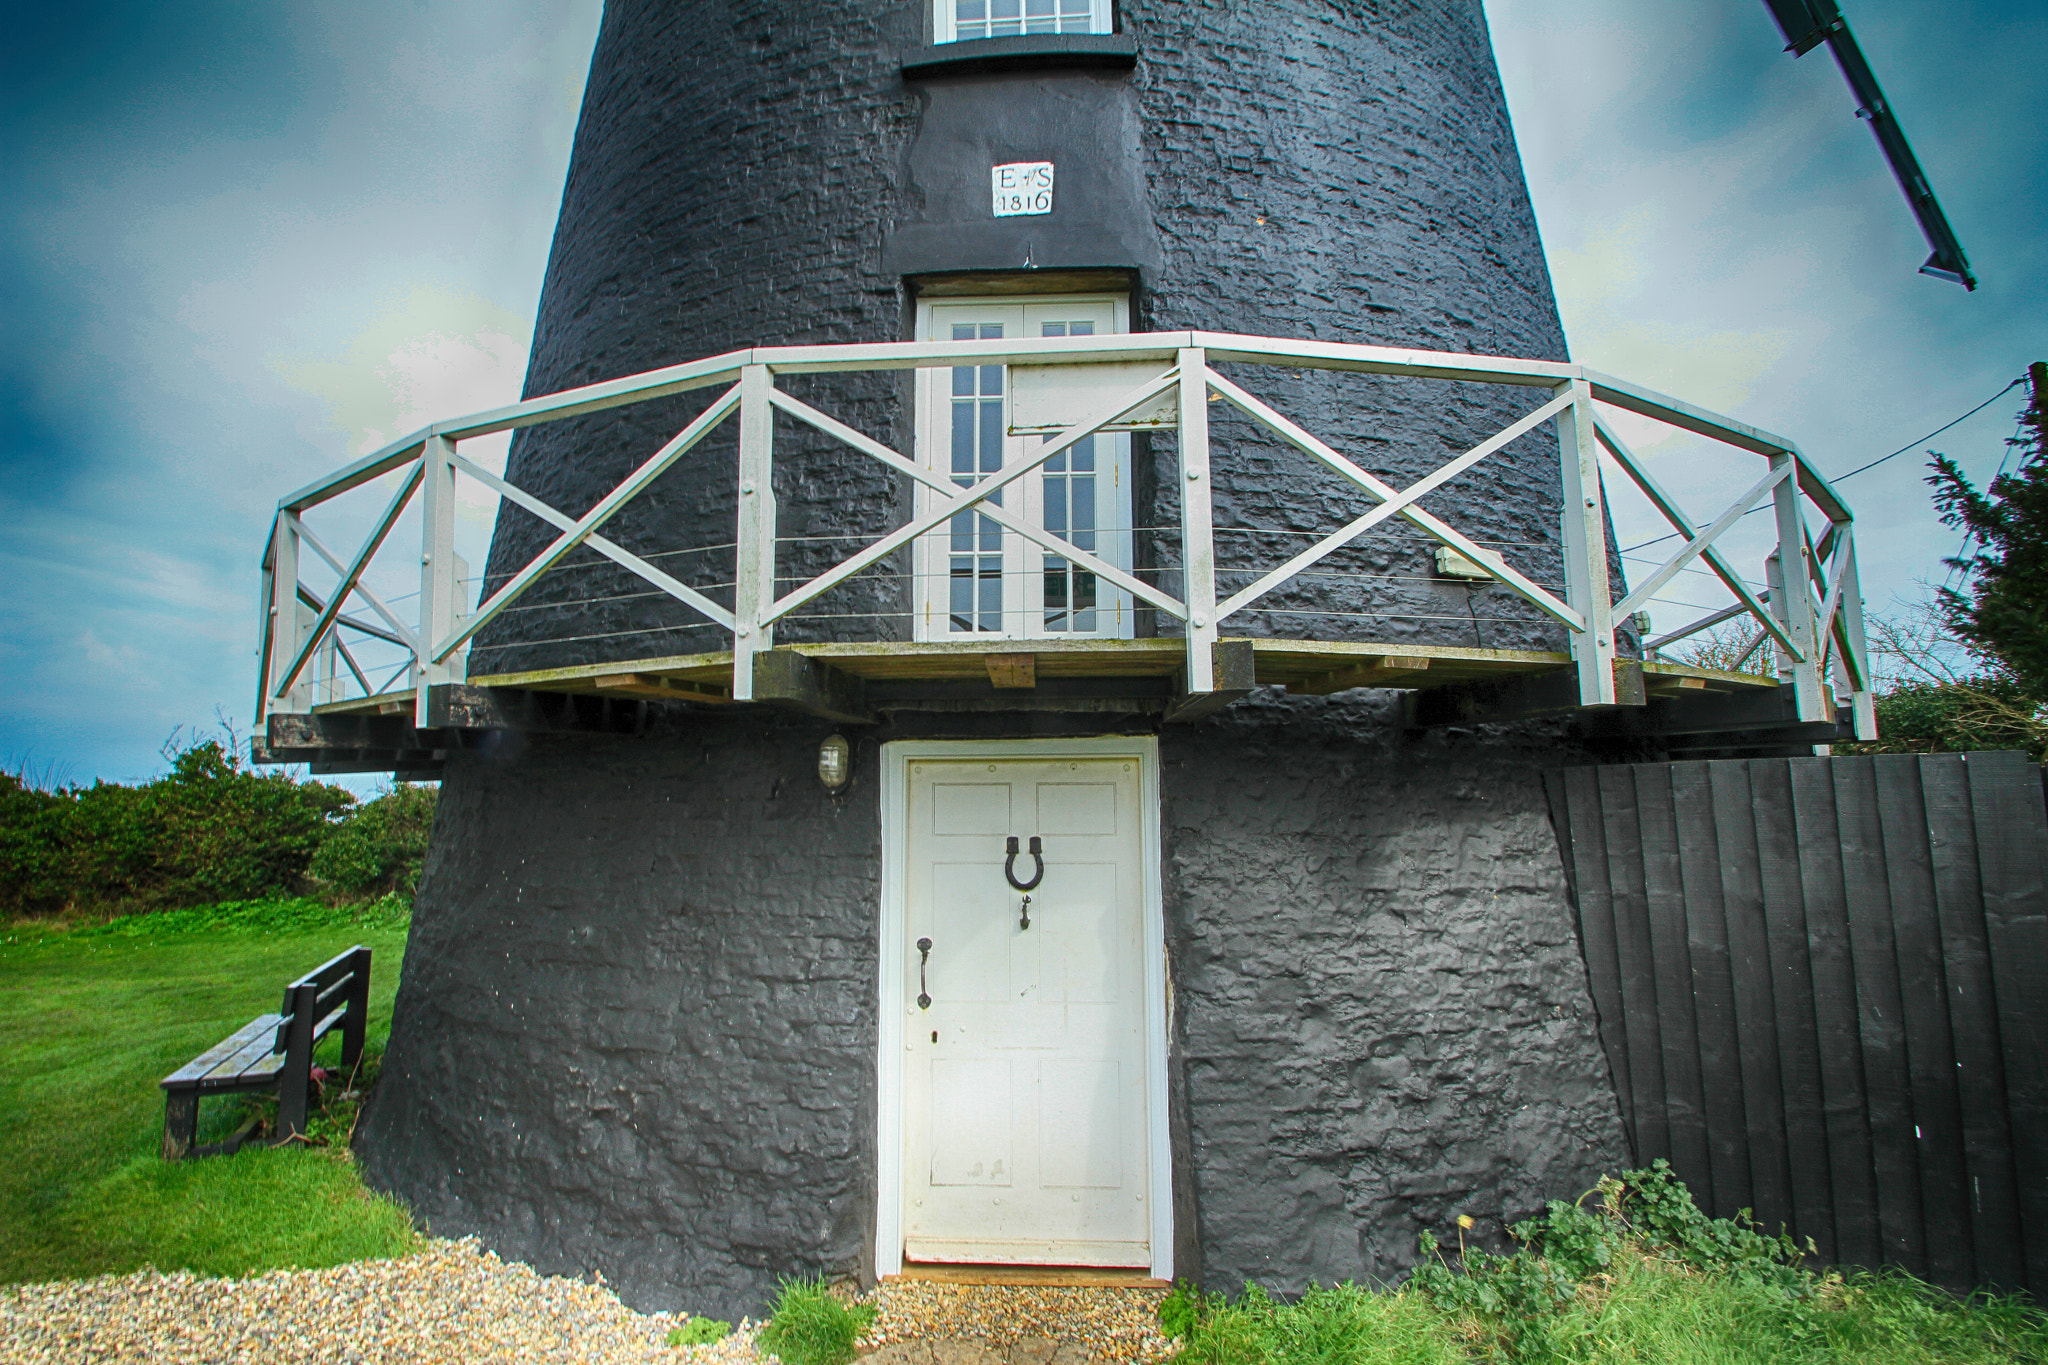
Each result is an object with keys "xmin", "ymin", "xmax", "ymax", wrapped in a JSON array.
[
  {"xmin": 900, "ymin": 753, "xmax": 1151, "ymax": 1266},
  {"xmin": 913, "ymin": 296, "xmax": 1135, "ymax": 642}
]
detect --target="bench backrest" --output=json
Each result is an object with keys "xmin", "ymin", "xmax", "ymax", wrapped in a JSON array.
[{"xmin": 270, "ymin": 944, "xmax": 372, "ymax": 1063}]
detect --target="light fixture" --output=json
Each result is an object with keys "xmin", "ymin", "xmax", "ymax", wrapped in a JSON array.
[{"xmin": 817, "ymin": 734, "xmax": 852, "ymax": 792}]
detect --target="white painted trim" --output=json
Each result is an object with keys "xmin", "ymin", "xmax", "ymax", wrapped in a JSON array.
[{"xmin": 874, "ymin": 735, "xmax": 1172, "ymax": 1280}]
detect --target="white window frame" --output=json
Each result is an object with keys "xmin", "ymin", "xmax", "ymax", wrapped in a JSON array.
[
  {"xmin": 911, "ymin": 293, "xmax": 1137, "ymax": 644},
  {"xmin": 934, "ymin": 0, "xmax": 1112, "ymax": 45}
]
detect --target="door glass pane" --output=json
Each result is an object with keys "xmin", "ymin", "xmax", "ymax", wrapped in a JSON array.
[
  {"xmin": 949, "ymin": 322, "xmax": 1005, "ymax": 633},
  {"xmin": 1039, "ymin": 319, "xmax": 1098, "ymax": 631}
]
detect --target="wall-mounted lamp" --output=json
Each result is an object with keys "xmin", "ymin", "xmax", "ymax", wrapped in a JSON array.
[{"xmin": 817, "ymin": 734, "xmax": 852, "ymax": 793}]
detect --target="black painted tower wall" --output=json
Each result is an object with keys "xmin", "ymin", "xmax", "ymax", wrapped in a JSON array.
[{"xmin": 360, "ymin": 0, "xmax": 1633, "ymax": 1317}]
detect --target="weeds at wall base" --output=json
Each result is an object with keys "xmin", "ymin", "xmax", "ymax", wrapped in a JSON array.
[
  {"xmin": 1162, "ymin": 1162, "xmax": 2047, "ymax": 1364},
  {"xmin": 758, "ymin": 1276, "xmax": 876, "ymax": 1365}
]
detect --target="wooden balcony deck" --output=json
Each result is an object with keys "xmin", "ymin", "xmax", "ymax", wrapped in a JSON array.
[{"xmin": 309, "ymin": 635, "xmax": 1775, "ymax": 719}]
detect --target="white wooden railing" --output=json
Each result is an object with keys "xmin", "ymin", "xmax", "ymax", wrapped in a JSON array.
[{"xmin": 256, "ymin": 331, "xmax": 1875, "ymax": 737}]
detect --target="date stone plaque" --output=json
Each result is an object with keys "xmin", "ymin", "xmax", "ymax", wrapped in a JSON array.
[{"xmin": 991, "ymin": 162, "xmax": 1054, "ymax": 217}]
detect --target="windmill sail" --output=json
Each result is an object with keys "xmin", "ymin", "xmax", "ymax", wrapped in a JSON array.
[{"xmin": 1763, "ymin": 0, "xmax": 1977, "ymax": 290}]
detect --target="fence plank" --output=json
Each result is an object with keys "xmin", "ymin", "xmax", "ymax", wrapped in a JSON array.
[
  {"xmin": 1922, "ymin": 756, "xmax": 2026, "ymax": 1289},
  {"xmin": 1787, "ymin": 757, "xmax": 1881, "ymax": 1268},
  {"xmin": 1709, "ymin": 760, "xmax": 1797, "ymax": 1238},
  {"xmin": 1670, "ymin": 761, "xmax": 1754, "ymax": 1218},
  {"xmin": 1636, "ymin": 763, "xmax": 1712, "ymax": 1195},
  {"xmin": 1599, "ymin": 765, "xmax": 1669, "ymax": 1163},
  {"xmin": 1874, "ymin": 754, "xmax": 1976, "ymax": 1288},
  {"xmin": 1751, "ymin": 759, "xmax": 1837, "ymax": 1262},
  {"xmin": 1968, "ymin": 753, "xmax": 2048, "ymax": 1291},
  {"xmin": 1833, "ymin": 757, "xmax": 1926, "ymax": 1275},
  {"xmin": 1561, "ymin": 766, "xmax": 1636, "ymax": 1156}
]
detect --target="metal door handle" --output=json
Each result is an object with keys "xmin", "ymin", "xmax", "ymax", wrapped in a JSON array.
[
  {"xmin": 916, "ymin": 937, "xmax": 932, "ymax": 1010},
  {"xmin": 1004, "ymin": 836, "xmax": 1044, "ymax": 891}
]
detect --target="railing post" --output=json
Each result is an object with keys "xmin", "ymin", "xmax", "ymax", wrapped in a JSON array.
[
  {"xmin": 416, "ymin": 435, "xmax": 458, "ymax": 727},
  {"xmin": 1555, "ymin": 377, "xmax": 1616, "ymax": 706},
  {"xmin": 265, "ymin": 515, "xmax": 304, "ymax": 717},
  {"xmin": 1770, "ymin": 453, "xmax": 1828, "ymax": 722},
  {"xmin": 316, "ymin": 630, "xmax": 338, "ymax": 706},
  {"xmin": 1833, "ymin": 525, "xmax": 1876, "ymax": 740},
  {"xmin": 1177, "ymin": 348, "xmax": 1218, "ymax": 693},
  {"xmin": 1764, "ymin": 549, "xmax": 1792, "ymax": 683},
  {"xmin": 732, "ymin": 363, "xmax": 776, "ymax": 701},
  {"xmin": 256, "ymin": 542, "xmax": 276, "ymax": 728}
]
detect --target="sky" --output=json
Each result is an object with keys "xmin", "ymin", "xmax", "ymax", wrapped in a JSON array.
[{"xmin": 1, "ymin": 1, "xmax": 2041, "ymax": 787}]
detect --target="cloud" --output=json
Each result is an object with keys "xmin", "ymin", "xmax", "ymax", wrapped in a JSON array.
[
  {"xmin": 1487, "ymin": 0, "xmax": 2048, "ymax": 633},
  {"xmin": 0, "ymin": 2, "xmax": 602, "ymax": 785},
  {"xmin": 271, "ymin": 284, "xmax": 527, "ymax": 457}
]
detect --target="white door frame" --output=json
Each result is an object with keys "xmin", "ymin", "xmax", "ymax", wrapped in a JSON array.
[{"xmin": 876, "ymin": 735, "xmax": 1172, "ymax": 1279}]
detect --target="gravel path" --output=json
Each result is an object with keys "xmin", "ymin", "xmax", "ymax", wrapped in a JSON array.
[
  {"xmin": 0, "ymin": 1239, "xmax": 753, "ymax": 1365},
  {"xmin": 0, "ymin": 1242, "xmax": 1174, "ymax": 1365},
  {"xmin": 865, "ymin": 1281, "xmax": 1172, "ymax": 1363}
]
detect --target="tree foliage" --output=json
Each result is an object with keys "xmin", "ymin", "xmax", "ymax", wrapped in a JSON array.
[
  {"xmin": 0, "ymin": 736, "xmax": 436, "ymax": 918},
  {"xmin": 308, "ymin": 783, "xmax": 437, "ymax": 899},
  {"xmin": 1837, "ymin": 604, "xmax": 2047, "ymax": 761},
  {"xmin": 1928, "ymin": 380, "xmax": 2048, "ymax": 696}
]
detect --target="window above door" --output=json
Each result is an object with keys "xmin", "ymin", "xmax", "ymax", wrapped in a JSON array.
[{"xmin": 935, "ymin": 0, "xmax": 1112, "ymax": 44}]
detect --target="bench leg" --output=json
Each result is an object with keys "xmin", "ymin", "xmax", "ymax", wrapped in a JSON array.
[
  {"xmin": 341, "ymin": 946, "xmax": 371, "ymax": 1070},
  {"xmin": 162, "ymin": 1091, "xmax": 198, "ymax": 1161},
  {"xmin": 275, "ymin": 982, "xmax": 316, "ymax": 1142},
  {"xmin": 275, "ymin": 1070, "xmax": 310, "ymax": 1143}
]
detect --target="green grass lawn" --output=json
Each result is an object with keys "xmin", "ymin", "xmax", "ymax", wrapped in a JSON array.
[{"xmin": 0, "ymin": 898, "xmax": 419, "ymax": 1285}]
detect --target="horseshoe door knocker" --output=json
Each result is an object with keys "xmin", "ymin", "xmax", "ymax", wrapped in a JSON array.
[{"xmin": 1004, "ymin": 836, "xmax": 1044, "ymax": 891}]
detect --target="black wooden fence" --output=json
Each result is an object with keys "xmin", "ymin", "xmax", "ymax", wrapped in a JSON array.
[{"xmin": 1545, "ymin": 752, "xmax": 2048, "ymax": 1294}]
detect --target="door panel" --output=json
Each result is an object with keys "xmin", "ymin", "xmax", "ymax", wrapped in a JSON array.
[
  {"xmin": 929, "ymin": 1058, "xmax": 1014, "ymax": 1187},
  {"xmin": 1041, "ymin": 1060, "xmax": 1124, "ymax": 1189},
  {"xmin": 902, "ymin": 755, "xmax": 1149, "ymax": 1265}
]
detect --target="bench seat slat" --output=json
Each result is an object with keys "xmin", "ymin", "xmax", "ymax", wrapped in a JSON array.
[
  {"xmin": 161, "ymin": 1016, "xmax": 280, "ymax": 1089},
  {"xmin": 202, "ymin": 1029, "xmax": 288, "ymax": 1086}
]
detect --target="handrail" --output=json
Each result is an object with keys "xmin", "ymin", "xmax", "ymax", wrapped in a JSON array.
[{"xmin": 255, "ymin": 332, "xmax": 1875, "ymax": 740}]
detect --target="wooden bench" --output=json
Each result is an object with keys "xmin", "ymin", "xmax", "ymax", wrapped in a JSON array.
[{"xmin": 159, "ymin": 945, "xmax": 372, "ymax": 1160}]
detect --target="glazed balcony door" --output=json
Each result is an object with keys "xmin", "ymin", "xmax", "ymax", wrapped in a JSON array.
[{"xmin": 914, "ymin": 297, "xmax": 1135, "ymax": 642}]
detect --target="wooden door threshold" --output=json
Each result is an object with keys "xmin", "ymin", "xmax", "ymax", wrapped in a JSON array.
[{"xmin": 889, "ymin": 1262, "xmax": 1169, "ymax": 1288}]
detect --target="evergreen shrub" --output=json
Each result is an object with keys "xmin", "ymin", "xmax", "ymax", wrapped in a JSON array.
[
  {"xmin": 309, "ymin": 783, "xmax": 436, "ymax": 899},
  {"xmin": 0, "ymin": 740, "xmax": 355, "ymax": 917}
]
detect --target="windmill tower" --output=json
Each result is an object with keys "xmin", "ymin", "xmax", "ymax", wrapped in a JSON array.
[{"xmin": 246, "ymin": 0, "xmax": 1873, "ymax": 1319}]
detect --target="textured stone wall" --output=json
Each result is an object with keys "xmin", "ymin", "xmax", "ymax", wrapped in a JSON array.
[
  {"xmin": 1128, "ymin": 0, "xmax": 1578, "ymax": 652},
  {"xmin": 358, "ymin": 715, "xmax": 886, "ymax": 1318},
  {"xmin": 361, "ymin": 701, "xmax": 1632, "ymax": 1314},
  {"xmin": 472, "ymin": 0, "xmax": 926, "ymax": 674},
  {"xmin": 1161, "ymin": 695, "xmax": 1632, "ymax": 1289}
]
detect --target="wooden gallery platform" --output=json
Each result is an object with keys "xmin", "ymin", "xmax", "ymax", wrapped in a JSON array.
[{"xmin": 258, "ymin": 637, "xmax": 1846, "ymax": 778}]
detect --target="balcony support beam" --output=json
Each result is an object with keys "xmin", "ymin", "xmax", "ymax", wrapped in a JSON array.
[
  {"xmin": 1164, "ymin": 639, "xmax": 1255, "ymax": 724},
  {"xmin": 752, "ymin": 651, "xmax": 874, "ymax": 726}
]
